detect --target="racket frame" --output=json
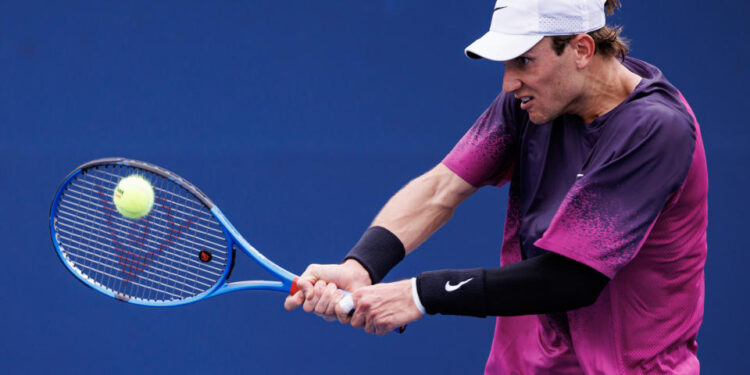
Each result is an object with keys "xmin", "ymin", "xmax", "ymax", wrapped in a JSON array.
[{"xmin": 49, "ymin": 157, "xmax": 299, "ymax": 307}]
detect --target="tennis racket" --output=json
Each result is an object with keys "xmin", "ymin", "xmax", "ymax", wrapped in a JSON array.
[{"xmin": 49, "ymin": 157, "xmax": 403, "ymax": 332}]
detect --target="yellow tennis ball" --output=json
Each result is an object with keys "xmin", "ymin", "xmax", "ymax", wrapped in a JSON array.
[{"xmin": 112, "ymin": 175, "xmax": 154, "ymax": 219}]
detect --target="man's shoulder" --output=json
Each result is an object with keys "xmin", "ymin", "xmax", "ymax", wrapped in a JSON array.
[
  {"xmin": 620, "ymin": 56, "xmax": 695, "ymax": 133},
  {"xmin": 615, "ymin": 87, "xmax": 695, "ymax": 143}
]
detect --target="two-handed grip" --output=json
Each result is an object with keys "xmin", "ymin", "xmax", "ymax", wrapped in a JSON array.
[
  {"xmin": 291, "ymin": 277, "xmax": 405, "ymax": 334},
  {"xmin": 338, "ymin": 292, "xmax": 406, "ymax": 334}
]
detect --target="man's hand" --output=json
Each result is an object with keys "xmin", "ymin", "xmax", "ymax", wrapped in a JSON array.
[
  {"xmin": 349, "ymin": 279, "xmax": 424, "ymax": 335},
  {"xmin": 284, "ymin": 259, "xmax": 371, "ymax": 321}
]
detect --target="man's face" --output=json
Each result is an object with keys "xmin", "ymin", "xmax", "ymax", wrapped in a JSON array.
[{"xmin": 502, "ymin": 37, "xmax": 583, "ymax": 124}]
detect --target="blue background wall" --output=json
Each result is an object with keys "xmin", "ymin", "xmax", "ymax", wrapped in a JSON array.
[{"xmin": 2, "ymin": 1, "xmax": 747, "ymax": 373}]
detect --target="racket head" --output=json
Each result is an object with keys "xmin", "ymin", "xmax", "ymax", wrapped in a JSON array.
[{"xmin": 50, "ymin": 158, "xmax": 233, "ymax": 306}]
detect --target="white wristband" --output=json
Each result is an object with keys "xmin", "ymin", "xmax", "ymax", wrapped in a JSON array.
[{"xmin": 410, "ymin": 277, "xmax": 426, "ymax": 315}]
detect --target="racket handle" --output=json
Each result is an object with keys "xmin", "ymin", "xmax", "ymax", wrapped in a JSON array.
[
  {"xmin": 290, "ymin": 277, "xmax": 405, "ymax": 334},
  {"xmin": 338, "ymin": 293, "xmax": 406, "ymax": 334},
  {"xmin": 337, "ymin": 292, "xmax": 355, "ymax": 312}
]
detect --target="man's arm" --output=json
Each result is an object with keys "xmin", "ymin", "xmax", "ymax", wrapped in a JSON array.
[
  {"xmin": 345, "ymin": 252, "xmax": 609, "ymax": 335},
  {"xmin": 416, "ymin": 252, "xmax": 609, "ymax": 317},
  {"xmin": 370, "ymin": 163, "xmax": 477, "ymax": 254},
  {"xmin": 283, "ymin": 163, "xmax": 477, "ymax": 316}
]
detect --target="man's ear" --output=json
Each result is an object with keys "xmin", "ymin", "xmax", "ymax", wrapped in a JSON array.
[{"xmin": 571, "ymin": 33, "xmax": 596, "ymax": 68}]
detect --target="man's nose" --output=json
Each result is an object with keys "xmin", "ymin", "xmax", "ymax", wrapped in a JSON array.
[{"xmin": 502, "ymin": 68, "xmax": 522, "ymax": 93}]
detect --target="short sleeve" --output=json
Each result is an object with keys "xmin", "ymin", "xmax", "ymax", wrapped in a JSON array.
[
  {"xmin": 441, "ymin": 92, "xmax": 521, "ymax": 188},
  {"xmin": 534, "ymin": 108, "xmax": 696, "ymax": 278}
]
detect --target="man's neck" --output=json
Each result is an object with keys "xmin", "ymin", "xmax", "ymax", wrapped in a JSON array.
[{"xmin": 575, "ymin": 56, "xmax": 642, "ymax": 123}]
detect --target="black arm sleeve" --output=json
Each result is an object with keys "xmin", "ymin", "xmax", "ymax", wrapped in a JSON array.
[{"xmin": 416, "ymin": 252, "xmax": 609, "ymax": 317}]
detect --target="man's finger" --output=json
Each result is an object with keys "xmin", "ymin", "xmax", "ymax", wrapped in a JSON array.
[
  {"xmin": 296, "ymin": 277, "xmax": 316, "ymax": 300},
  {"xmin": 324, "ymin": 285, "xmax": 341, "ymax": 316},
  {"xmin": 283, "ymin": 291, "xmax": 305, "ymax": 311},
  {"xmin": 364, "ymin": 317, "xmax": 376, "ymax": 334},
  {"xmin": 334, "ymin": 291, "xmax": 352, "ymax": 324},
  {"xmin": 303, "ymin": 280, "xmax": 326, "ymax": 312},
  {"xmin": 316, "ymin": 282, "xmax": 338, "ymax": 315},
  {"xmin": 350, "ymin": 308, "xmax": 365, "ymax": 328}
]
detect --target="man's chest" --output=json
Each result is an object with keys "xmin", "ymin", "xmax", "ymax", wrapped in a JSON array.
[{"xmin": 517, "ymin": 120, "xmax": 601, "ymax": 258}]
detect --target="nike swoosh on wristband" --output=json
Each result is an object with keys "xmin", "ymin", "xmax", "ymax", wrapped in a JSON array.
[{"xmin": 445, "ymin": 278, "xmax": 474, "ymax": 292}]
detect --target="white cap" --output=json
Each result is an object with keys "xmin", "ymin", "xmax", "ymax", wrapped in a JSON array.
[{"xmin": 465, "ymin": 0, "xmax": 607, "ymax": 61}]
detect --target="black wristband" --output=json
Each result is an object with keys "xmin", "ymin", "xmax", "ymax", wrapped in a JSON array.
[
  {"xmin": 416, "ymin": 268, "xmax": 487, "ymax": 317},
  {"xmin": 343, "ymin": 226, "xmax": 405, "ymax": 284}
]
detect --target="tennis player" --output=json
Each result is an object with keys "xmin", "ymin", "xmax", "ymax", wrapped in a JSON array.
[{"xmin": 285, "ymin": 1, "xmax": 707, "ymax": 373}]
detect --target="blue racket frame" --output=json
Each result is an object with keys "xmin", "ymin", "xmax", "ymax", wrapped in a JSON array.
[{"xmin": 49, "ymin": 158, "xmax": 299, "ymax": 307}]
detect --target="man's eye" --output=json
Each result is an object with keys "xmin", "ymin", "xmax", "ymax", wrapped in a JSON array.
[{"xmin": 519, "ymin": 57, "xmax": 531, "ymax": 65}]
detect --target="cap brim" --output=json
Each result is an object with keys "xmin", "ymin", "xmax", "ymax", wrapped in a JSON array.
[{"xmin": 465, "ymin": 31, "xmax": 544, "ymax": 62}]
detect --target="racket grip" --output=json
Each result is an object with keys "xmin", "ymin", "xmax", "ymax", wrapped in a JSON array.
[
  {"xmin": 290, "ymin": 277, "xmax": 405, "ymax": 334},
  {"xmin": 337, "ymin": 292, "xmax": 355, "ymax": 312},
  {"xmin": 338, "ymin": 293, "xmax": 406, "ymax": 334}
]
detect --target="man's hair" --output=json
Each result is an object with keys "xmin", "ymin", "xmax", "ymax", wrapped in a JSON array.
[{"xmin": 550, "ymin": 1, "xmax": 629, "ymax": 61}]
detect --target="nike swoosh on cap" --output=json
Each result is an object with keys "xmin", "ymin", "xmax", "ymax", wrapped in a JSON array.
[
  {"xmin": 494, "ymin": 6, "xmax": 508, "ymax": 11},
  {"xmin": 445, "ymin": 278, "xmax": 474, "ymax": 292}
]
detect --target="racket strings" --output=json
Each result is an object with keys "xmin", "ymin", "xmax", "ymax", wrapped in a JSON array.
[
  {"xmin": 79, "ymin": 173, "xmax": 225, "ymax": 239},
  {"xmin": 57, "ymin": 193, "xmax": 227, "ymax": 258},
  {"xmin": 57, "ymin": 235, "xmax": 213, "ymax": 293},
  {"xmin": 53, "ymin": 165, "xmax": 230, "ymax": 303},
  {"xmin": 54, "ymin": 225, "xmax": 221, "ymax": 284}
]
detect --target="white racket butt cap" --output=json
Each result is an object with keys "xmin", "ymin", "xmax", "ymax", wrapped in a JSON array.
[{"xmin": 338, "ymin": 293, "xmax": 354, "ymax": 314}]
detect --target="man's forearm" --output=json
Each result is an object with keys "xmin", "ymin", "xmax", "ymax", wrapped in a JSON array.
[
  {"xmin": 416, "ymin": 252, "xmax": 610, "ymax": 317},
  {"xmin": 371, "ymin": 163, "xmax": 476, "ymax": 254},
  {"xmin": 344, "ymin": 164, "xmax": 476, "ymax": 284}
]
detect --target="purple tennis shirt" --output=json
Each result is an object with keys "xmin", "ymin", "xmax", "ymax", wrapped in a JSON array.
[{"xmin": 442, "ymin": 57, "xmax": 707, "ymax": 374}]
